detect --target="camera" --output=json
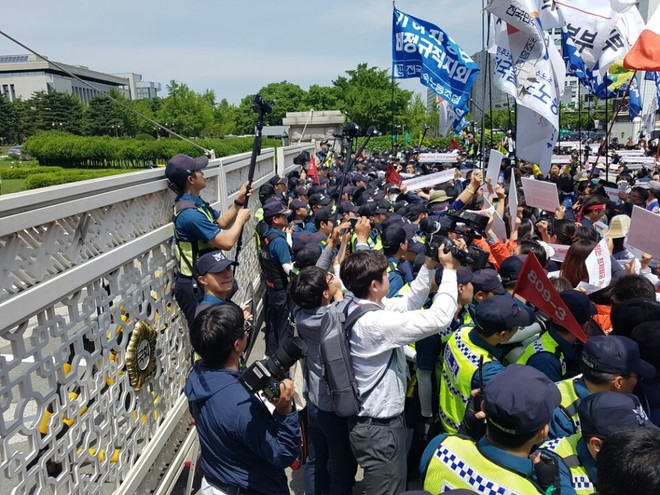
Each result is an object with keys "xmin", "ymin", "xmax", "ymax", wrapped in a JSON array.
[
  {"xmin": 239, "ymin": 337, "xmax": 307, "ymax": 400},
  {"xmin": 419, "ymin": 212, "xmax": 489, "ymax": 269},
  {"xmin": 251, "ymin": 94, "xmax": 273, "ymax": 115},
  {"xmin": 342, "ymin": 122, "xmax": 361, "ymax": 138}
]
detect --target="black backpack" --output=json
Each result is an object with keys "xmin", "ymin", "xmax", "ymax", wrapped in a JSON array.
[{"xmin": 319, "ymin": 295, "xmax": 388, "ymax": 417}]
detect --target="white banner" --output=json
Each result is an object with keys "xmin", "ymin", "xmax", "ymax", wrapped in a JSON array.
[
  {"xmin": 586, "ymin": 238, "xmax": 612, "ymax": 288},
  {"xmin": 551, "ymin": 155, "xmax": 574, "ymax": 164},
  {"xmin": 603, "ymin": 186, "xmax": 622, "ymax": 203},
  {"xmin": 486, "ymin": 149, "xmax": 504, "ymax": 188},
  {"xmin": 555, "ymin": 141, "xmax": 580, "ymax": 150},
  {"xmin": 521, "ymin": 177, "xmax": 560, "ymax": 212},
  {"xmin": 418, "ymin": 153, "xmax": 459, "ymax": 164},
  {"xmin": 402, "ymin": 168, "xmax": 456, "ymax": 189},
  {"xmin": 627, "ymin": 205, "xmax": 660, "ymax": 259}
]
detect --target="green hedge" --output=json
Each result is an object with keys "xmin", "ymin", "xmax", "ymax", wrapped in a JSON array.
[
  {"xmin": 23, "ymin": 132, "xmax": 279, "ymax": 169},
  {"xmin": 0, "ymin": 166, "xmax": 64, "ymax": 179},
  {"xmin": 24, "ymin": 169, "xmax": 127, "ymax": 189}
]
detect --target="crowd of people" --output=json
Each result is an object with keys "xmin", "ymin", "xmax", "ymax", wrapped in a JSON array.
[{"xmin": 167, "ymin": 131, "xmax": 660, "ymax": 495}]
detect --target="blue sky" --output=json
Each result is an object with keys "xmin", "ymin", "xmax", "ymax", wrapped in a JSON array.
[{"xmin": 0, "ymin": 0, "xmax": 483, "ymax": 105}]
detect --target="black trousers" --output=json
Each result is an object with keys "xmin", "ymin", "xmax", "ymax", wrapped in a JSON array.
[{"xmin": 264, "ymin": 289, "xmax": 292, "ymax": 356}]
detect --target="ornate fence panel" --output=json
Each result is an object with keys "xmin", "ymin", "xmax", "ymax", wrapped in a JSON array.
[{"xmin": 0, "ymin": 144, "xmax": 310, "ymax": 495}]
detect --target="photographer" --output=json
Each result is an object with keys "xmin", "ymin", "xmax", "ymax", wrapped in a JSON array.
[
  {"xmin": 340, "ymin": 243, "xmax": 459, "ymax": 494},
  {"xmin": 185, "ymin": 303, "xmax": 299, "ymax": 495},
  {"xmin": 167, "ymin": 153, "xmax": 252, "ymax": 328}
]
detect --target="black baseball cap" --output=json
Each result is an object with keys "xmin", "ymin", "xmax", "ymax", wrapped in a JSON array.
[
  {"xmin": 581, "ymin": 335, "xmax": 655, "ymax": 379},
  {"xmin": 263, "ymin": 200, "xmax": 291, "ymax": 218},
  {"xmin": 290, "ymin": 199, "xmax": 308, "ymax": 210},
  {"xmin": 474, "ymin": 295, "xmax": 535, "ymax": 334},
  {"xmin": 499, "ymin": 255, "xmax": 526, "ymax": 285},
  {"xmin": 194, "ymin": 251, "xmax": 237, "ymax": 276},
  {"xmin": 471, "ymin": 269, "xmax": 505, "ymax": 295},
  {"xmin": 309, "ymin": 193, "xmax": 331, "ymax": 207},
  {"xmin": 560, "ymin": 290, "xmax": 597, "ymax": 325},
  {"xmin": 381, "ymin": 226, "xmax": 407, "ymax": 250},
  {"xmin": 578, "ymin": 392, "xmax": 657, "ymax": 436},
  {"xmin": 165, "ymin": 153, "xmax": 209, "ymax": 188},
  {"xmin": 484, "ymin": 364, "xmax": 561, "ymax": 435}
]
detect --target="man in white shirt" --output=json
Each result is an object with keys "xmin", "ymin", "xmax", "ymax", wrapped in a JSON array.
[{"xmin": 339, "ymin": 245, "xmax": 459, "ymax": 494}]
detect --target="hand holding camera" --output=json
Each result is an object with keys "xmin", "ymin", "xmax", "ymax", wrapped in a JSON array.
[{"xmin": 270, "ymin": 379, "xmax": 295, "ymax": 415}]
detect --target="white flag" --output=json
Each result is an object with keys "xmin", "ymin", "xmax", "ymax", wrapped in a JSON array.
[
  {"xmin": 516, "ymin": 105, "xmax": 557, "ymax": 174},
  {"xmin": 557, "ymin": 0, "xmax": 636, "ymax": 69},
  {"xmin": 437, "ymin": 98, "xmax": 453, "ymax": 137}
]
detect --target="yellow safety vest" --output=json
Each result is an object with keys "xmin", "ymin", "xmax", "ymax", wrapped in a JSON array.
[
  {"xmin": 542, "ymin": 434, "xmax": 596, "ymax": 495},
  {"xmin": 423, "ymin": 435, "xmax": 545, "ymax": 494},
  {"xmin": 172, "ymin": 201, "xmax": 216, "ymax": 277},
  {"xmin": 386, "ymin": 260, "xmax": 411, "ymax": 297},
  {"xmin": 439, "ymin": 326, "xmax": 496, "ymax": 434},
  {"xmin": 516, "ymin": 331, "xmax": 567, "ymax": 377},
  {"xmin": 556, "ymin": 375, "xmax": 583, "ymax": 433}
]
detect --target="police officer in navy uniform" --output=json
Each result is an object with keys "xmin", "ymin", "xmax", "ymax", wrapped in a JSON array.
[
  {"xmin": 422, "ymin": 365, "xmax": 577, "ymax": 495},
  {"xmin": 166, "ymin": 153, "xmax": 252, "ymax": 328},
  {"xmin": 541, "ymin": 391, "xmax": 657, "ymax": 495},
  {"xmin": 259, "ymin": 200, "xmax": 295, "ymax": 356}
]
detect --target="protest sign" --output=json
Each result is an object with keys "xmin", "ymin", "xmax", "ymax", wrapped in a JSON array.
[
  {"xmin": 521, "ymin": 178, "xmax": 560, "ymax": 212},
  {"xmin": 550, "ymin": 155, "xmax": 573, "ymax": 164},
  {"xmin": 485, "ymin": 149, "xmax": 504, "ymax": 188},
  {"xmin": 585, "ymin": 238, "xmax": 612, "ymax": 288},
  {"xmin": 402, "ymin": 168, "xmax": 456, "ymax": 190},
  {"xmin": 627, "ymin": 205, "xmax": 660, "ymax": 259},
  {"xmin": 548, "ymin": 243, "xmax": 569, "ymax": 262},
  {"xmin": 513, "ymin": 253, "xmax": 588, "ymax": 343},
  {"xmin": 484, "ymin": 198, "xmax": 507, "ymax": 240},
  {"xmin": 418, "ymin": 153, "xmax": 459, "ymax": 163},
  {"xmin": 603, "ymin": 186, "xmax": 622, "ymax": 203}
]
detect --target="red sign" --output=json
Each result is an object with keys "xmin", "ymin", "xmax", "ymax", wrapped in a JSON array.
[
  {"xmin": 385, "ymin": 163, "xmax": 403, "ymax": 186},
  {"xmin": 307, "ymin": 155, "xmax": 319, "ymax": 184},
  {"xmin": 512, "ymin": 253, "xmax": 588, "ymax": 343}
]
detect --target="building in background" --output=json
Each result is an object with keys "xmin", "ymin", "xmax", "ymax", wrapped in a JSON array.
[
  {"xmin": 0, "ymin": 54, "xmax": 160, "ymax": 103},
  {"xmin": 113, "ymin": 72, "xmax": 161, "ymax": 100}
]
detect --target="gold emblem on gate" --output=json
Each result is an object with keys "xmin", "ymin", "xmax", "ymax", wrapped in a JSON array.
[{"xmin": 126, "ymin": 321, "xmax": 158, "ymax": 390}]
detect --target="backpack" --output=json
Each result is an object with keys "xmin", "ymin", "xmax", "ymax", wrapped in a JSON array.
[{"xmin": 319, "ymin": 295, "xmax": 386, "ymax": 417}]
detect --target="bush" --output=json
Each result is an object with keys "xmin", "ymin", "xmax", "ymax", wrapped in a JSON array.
[
  {"xmin": 24, "ymin": 169, "xmax": 126, "ymax": 189},
  {"xmin": 0, "ymin": 166, "xmax": 64, "ymax": 179},
  {"xmin": 22, "ymin": 132, "xmax": 280, "ymax": 169}
]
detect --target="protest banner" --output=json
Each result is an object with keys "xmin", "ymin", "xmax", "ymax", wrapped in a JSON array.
[
  {"xmin": 402, "ymin": 168, "xmax": 456, "ymax": 190},
  {"xmin": 521, "ymin": 178, "xmax": 560, "ymax": 212},
  {"xmin": 585, "ymin": 238, "xmax": 612, "ymax": 288},
  {"xmin": 418, "ymin": 153, "xmax": 459, "ymax": 163},
  {"xmin": 627, "ymin": 205, "xmax": 660, "ymax": 259},
  {"xmin": 550, "ymin": 155, "xmax": 574, "ymax": 164},
  {"xmin": 485, "ymin": 149, "xmax": 504, "ymax": 188},
  {"xmin": 513, "ymin": 253, "xmax": 588, "ymax": 343}
]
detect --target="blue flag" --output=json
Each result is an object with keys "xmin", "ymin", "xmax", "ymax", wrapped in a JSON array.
[
  {"xmin": 629, "ymin": 75, "xmax": 642, "ymax": 121},
  {"xmin": 392, "ymin": 8, "xmax": 480, "ymax": 109},
  {"xmin": 561, "ymin": 30, "xmax": 611, "ymax": 98}
]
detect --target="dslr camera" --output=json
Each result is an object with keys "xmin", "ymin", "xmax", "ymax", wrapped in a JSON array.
[
  {"xmin": 239, "ymin": 337, "xmax": 307, "ymax": 400},
  {"xmin": 419, "ymin": 212, "xmax": 490, "ymax": 269}
]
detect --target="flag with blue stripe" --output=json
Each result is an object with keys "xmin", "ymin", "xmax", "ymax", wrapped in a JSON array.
[{"xmin": 392, "ymin": 7, "xmax": 479, "ymax": 109}]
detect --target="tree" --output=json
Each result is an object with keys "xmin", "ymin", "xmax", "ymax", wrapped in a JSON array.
[
  {"xmin": 30, "ymin": 91, "xmax": 85, "ymax": 135},
  {"xmin": 83, "ymin": 91, "xmax": 129, "ymax": 137},
  {"xmin": 211, "ymin": 98, "xmax": 239, "ymax": 136},
  {"xmin": 302, "ymin": 85, "xmax": 340, "ymax": 111},
  {"xmin": 158, "ymin": 80, "xmax": 214, "ymax": 137},
  {"xmin": 233, "ymin": 81, "xmax": 306, "ymax": 134},
  {"xmin": 0, "ymin": 96, "xmax": 18, "ymax": 144},
  {"xmin": 332, "ymin": 63, "xmax": 412, "ymax": 135}
]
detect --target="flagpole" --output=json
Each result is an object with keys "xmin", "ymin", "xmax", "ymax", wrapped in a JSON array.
[
  {"xmin": 578, "ymin": 83, "xmax": 583, "ymax": 165},
  {"xmin": 391, "ymin": 0, "xmax": 396, "ymax": 155},
  {"xmin": 587, "ymin": 73, "xmax": 637, "ymax": 181},
  {"xmin": 605, "ymin": 93, "xmax": 609, "ymax": 183},
  {"xmin": 478, "ymin": 2, "xmax": 488, "ymax": 170}
]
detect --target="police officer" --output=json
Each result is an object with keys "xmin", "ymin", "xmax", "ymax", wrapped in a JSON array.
[
  {"xmin": 259, "ymin": 200, "xmax": 295, "ymax": 356},
  {"xmin": 422, "ymin": 365, "xmax": 576, "ymax": 494},
  {"xmin": 550, "ymin": 335, "xmax": 656, "ymax": 439},
  {"xmin": 541, "ymin": 392, "xmax": 657, "ymax": 495},
  {"xmin": 193, "ymin": 251, "xmax": 238, "ymax": 316},
  {"xmin": 517, "ymin": 290, "xmax": 592, "ymax": 382},
  {"xmin": 439, "ymin": 295, "xmax": 535, "ymax": 434},
  {"xmin": 166, "ymin": 153, "xmax": 252, "ymax": 328},
  {"xmin": 381, "ymin": 226, "xmax": 409, "ymax": 298}
]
